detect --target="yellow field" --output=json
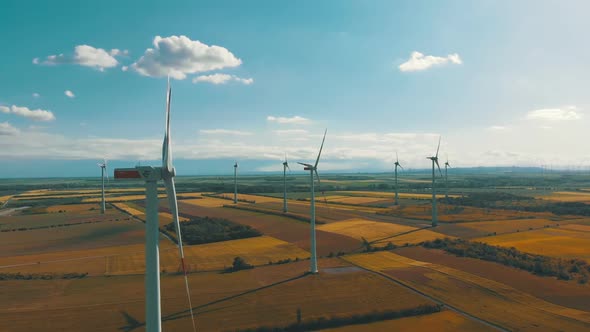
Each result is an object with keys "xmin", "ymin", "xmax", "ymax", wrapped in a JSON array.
[
  {"xmin": 537, "ymin": 191, "xmax": 590, "ymax": 203},
  {"xmin": 326, "ymin": 196, "xmax": 388, "ymax": 205},
  {"xmin": 375, "ymin": 229, "xmax": 450, "ymax": 246},
  {"xmin": 15, "ymin": 188, "xmax": 150, "ymax": 197},
  {"xmin": 388, "ymin": 204, "xmax": 555, "ymax": 223},
  {"xmin": 107, "ymin": 236, "xmax": 310, "ymax": 274},
  {"xmin": 232, "ymin": 193, "xmax": 282, "ymax": 203},
  {"xmin": 318, "ymin": 219, "xmax": 417, "ymax": 242},
  {"xmin": 337, "ymin": 191, "xmax": 460, "ymax": 199},
  {"xmin": 459, "ymin": 218, "xmax": 559, "ymax": 235},
  {"xmin": 0, "ymin": 195, "xmax": 12, "ymax": 204},
  {"xmin": 82, "ymin": 194, "xmax": 167, "ymax": 203},
  {"xmin": 475, "ymin": 227, "xmax": 590, "ymax": 261},
  {"xmin": 182, "ymin": 196, "xmax": 229, "ymax": 207},
  {"xmin": 344, "ymin": 252, "xmax": 590, "ymax": 331},
  {"xmin": 111, "ymin": 202, "xmax": 144, "ymax": 216},
  {"xmin": 324, "ymin": 310, "xmax": 496, "ymax": 332},
  {"xmin": 45, "ymin": 204, "xmax": 100, "ymax": 213}
]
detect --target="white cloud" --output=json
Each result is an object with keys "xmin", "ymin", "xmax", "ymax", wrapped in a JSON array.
[
  {"xmin": 192, "ymin": 73, "xmax": 254, "ymax": 85},
  {"xmin": 64, "ymin": 90, "xmax": 75, "ymax": 98},
  {"xmin": 267, "ymin": 115, "xmax": 310, "ymax": 124},
  {"xmin": 109, "ymin": 49, "xmax": 129, "ymax": 56},
  {"xmin": 0, "ymin": 105, "xmax": 55, "ymax": 121},
  {"xmin": 199, "ymin": 129, "xmax": 253, "ymax": 136},
  {"xmin": 399, "ymin": 51, "xmax": 462, "ymax": 72},
  {"xmin": 488, "ymin": 126, "xmax": 507, "ymax": 131},
  {"xmin": 32, "ymin": 93, "xmax": 40, "ymax": 98},
  {"xmin": 273, "ymin": 129, "xmax": 309, "ymax": 135},
  {"xmin": 131, "ymin": 35, "xmax": 242, "ymax": 80},
  {"xmin": 0, "ymin": 122, "xmax": 19, "ymax": 136},
  {"xmin": 34, "ymin": 45, "xmax": 121, "ymax": 71},
  {"xmin": 121, "ymin": 66, "xmax": 129, "ymax": 72},
  {"xmin": 526, "ymin": 106, "xmax": 581, "ymax": 121}
]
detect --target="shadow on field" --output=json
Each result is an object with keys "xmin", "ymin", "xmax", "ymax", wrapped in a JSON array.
[
  {"xmin": 368, "ymin": 226, "xmax": 433, "ymax": 247},
  {"xmin": 119, "ymin": 273, "xmax": 309, "ymax": 330}
]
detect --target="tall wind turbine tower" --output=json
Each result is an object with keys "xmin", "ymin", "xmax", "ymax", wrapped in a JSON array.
[
  {"xmin": 427, "ymin": 137, "xmax": 443, "ymax": 227},
  {"xmin": 394, "ymin": 152, "xmax": 403, "ymax": 205},
  {"xmin": 97, "ymin": 159, "xmax": 108, "ymax": 214},
  {"xmin": 298, "ymin": 129, "xmax": 327, "ymax": 274},
  {"xmin": 283, "ymin": 154, "xmax": 291, "ymax": 213},
  {"xmin": 233, "ymin": 161, "xmax": 238, "ymax": 204},
  {"xmin": 114, "ymin": 79, "xmax": 196, "ymax": 332},
  {"xmin": 444, "ymin": 155, "xmax": 451, "ymax": 200}
]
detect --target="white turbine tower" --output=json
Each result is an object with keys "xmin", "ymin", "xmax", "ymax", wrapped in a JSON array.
[
  {"xmin": 283, "ymin": 154, "xmax": 291, "ymax": 213},
  {"xmin": 427, "ymin": 137, "xmax": 443, "ymax": 227},
  {"xmin": 233, "ymin": 161, "xmax": 238, "ymax": 204},
  {"xmin": 445, "ymin": 155, "xmax": 451, "ymax": 200},
  {"xmin": 394, "ymin": 152, "xmax": 403, "ymax": 206},
  {"xmin": 97, "ymin": 159, "xmax": 108, "ymax": 214},
  {"xmin": 114, "ymin": 79, "xmax": 196, "ymax": 332},
  {"xmin": 298, "ymin": 129, "xmax": 327, "ymax": 274}
]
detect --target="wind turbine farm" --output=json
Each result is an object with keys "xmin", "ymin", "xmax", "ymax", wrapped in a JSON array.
[{"xmin": 2, "ymin": 2, "xmax": 590, "ymax": 332}]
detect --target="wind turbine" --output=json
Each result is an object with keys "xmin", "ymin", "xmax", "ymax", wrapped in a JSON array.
[
  {"xmin": 427, "ymin": 137, "xmax": 443, "ymax": 227},
  {"xmin": 97, "ymin": 159, "xmax": 108, "ymax": 214},
  {"xmin": 233, "ymin": 161, "xmax": 238, "ymax": 204},
  {"xmin": 298, "ymin": 129, "xmax": 327, "ymax": 274},
  {"xmin": 394, "ymin": 152, "xmax": 403, "ymax": 206},
  {"xmin": 283, "ymin": 153, "xmax": 291, "ymax": 213},
  {"xmin": 114, "ymin": 79, "xmax": 196, "ymax": 332},
  {"xmin": 444, "ymin": 155, "xmax": 451, "ymax": 200}
]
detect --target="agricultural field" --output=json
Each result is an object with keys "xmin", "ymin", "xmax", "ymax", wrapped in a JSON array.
[
  {"xmin": 2, "ymin": 172, "xmax": 590, "ymax": 331},
  {"xmin": 344, "ymin": 251, "xmax": 590, "ymax": 331},
  {"xmin": 325, "ymin": 310, "xmax": 496, "ymax": 332},
  {"xmin": 475, "ymin": 226, "xmax": 590, "ymax": 261},
  {"xmin": 537, "ymin": 191, "xmax": 590, "ymax": 203}
]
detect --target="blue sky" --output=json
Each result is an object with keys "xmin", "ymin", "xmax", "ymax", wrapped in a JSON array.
[{"xmin": 1, "ymin": 1, "xmax": 589, "ymax": 177}]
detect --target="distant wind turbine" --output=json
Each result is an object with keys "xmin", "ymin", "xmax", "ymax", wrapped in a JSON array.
[
  {"xmin": 97, "ymin": 159, "xmax": 108, "ymax": 214},
  {"xmin": 114, "ymin": 79, "xmax": 196, "ymax": 332},
  {"xmin": 445, "ymin": 155, "xmax": 451, "ymax": 200},
  {"xmin": 233, "ymin": 161, "xmax": 238, "ymax": 204},
  {"xmin": 394, "ymin": 152, "xmax": 403, "ymax": 206},
  {"xmin": 298, "ymin": 129, "xmax": 327, "ymax": 274},
  {"xmin": 283, "ymin": 153, "xmax": 291, "ymax": 213},
  {"xmin": 427, "ymin": 137, "xmax": 443, "ymax": 227}
]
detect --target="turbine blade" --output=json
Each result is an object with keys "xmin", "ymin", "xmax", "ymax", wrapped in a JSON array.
[
  {"xmin": 435, "ymin": 136, "xmax": 441, "ymax": 159},
  {"xmin": 314, "ymin": 128, "xmax": 327, "ymax": 168},
  {"xmin": 162, "ymin": 79, "xmax": 173, "ymax": 172},
  {"xmin": 314, "ymin": 169, "xmax": 321, "ymax": 186},
  {"xmin": 435, "ymin": 160, "xmax": 443, "ymax": 177},
  {"xmin": 164, "ymin": 176, "xmax": 197, "ymax": 332},
  {"xmin": 297, "ymin": 162, "xmax": 313, "ymax": 168},
  {"xmin": 396, "ymin": 151, "xmax": 399, "ymax": 163},
  {"xmin": 399, "ymin": 164, "xmax": 404, "ymax": 170}
]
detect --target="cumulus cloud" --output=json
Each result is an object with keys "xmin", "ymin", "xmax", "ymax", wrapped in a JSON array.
[
  {"xmin": 0, "ymin": 105, "xmax": 55, "ymax": 121},
  {"xmin": 64, "ymin": 90, "xmax": 75, "ymax": 98},
  {"xmin": 267, "ymin": 115, "xmax": 310, "ymax": 124},
  {"xmin": 131, "ymin": 35, "xmax": 242, "ymax": 80},
  {"xmin": 199, "ymin": 129, "xmax": 253, "ymax": 136},
  {"xmin": 109, "ymin": 49, "xmax": 129, "ymax": 56},
  {"xmin": 526, "ymin": 106, "xmax": 581, "ymax": 121},
  {"xmin": 0, "ymin": 122, "xmax": 19, "ymax": 136},
  {"xmin": 192, "ymin": 73, "xmax": 253, "ymax": 85},
  {"xmin": 273, "ymin": 129, "xmax": 309, "ymax": 135},
  {"xmin": 399, "ymin": 51, "xmax": 462, "ymax": 72},
  {"xmin": 32, "ymin": 93, "xmax": 40, "ymax": 98},
  {"xmin": 34, "ymin": 45, "xmax": 123, "ymax": 71}
]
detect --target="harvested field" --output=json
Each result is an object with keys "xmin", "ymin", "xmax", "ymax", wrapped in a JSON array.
[
  {"xmin": 108, "ymin": 236, "xmax": 310, "ymax": 274},
  {"xmin": 395, "ymin": 246, "xmax": 590, "ymax": 311},
  {"xmin": 324, "ymin": 310, "xmax": 496, "ymax": 332},
  {"xmin": 344, "ymin": 251, "xmax": 590, "ymax": 331},
  {"xmin": 45, "ymin": 204, "xmax": 100, "ymax": 213},
  {"xmin": 336, "ymin": 191, "xmax": 460, "ymax": 199},
  {"xmin": 0, "ymin": 259, "xmax": 434, "ymax": 332},
  {"xmin": 182, "ymin": 196, "xmax": 227, "ymax": 207},
  {"xmin": 178, "ymin": 202, "xmax": 361, "ymax": 255},
  {"xmin": 0, "ymin": 218, "xmax": 145, "ymax": 257},
  {"xmin": 318, "ymin": 219, "xmax": 416, "ymax": 242},
  {"xmin": 0, "ymin": 210, "xmax": 126, "ymax": 232},
  {"xmin": 537, "ymin": 191, "xmax": 590, "ymax": 203},
  {"xmin": 476, "ymin": 227, "xmax": 590, "ymax": 261},
  {"xmin": 82, "ymin": 194, "xmax": 167, "ymax": 203},
  {"xmin": 436, "ymin": 218, "xmax": 561, "ymax": 238},
  {"xmin": 112, "ymin": 202, "xmax": 144, "ymax": 216}
]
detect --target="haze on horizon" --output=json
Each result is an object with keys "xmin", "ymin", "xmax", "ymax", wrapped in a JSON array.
[{"xmin": 1, "ymin": 1, "xmax": 589, "ymax": 178}]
